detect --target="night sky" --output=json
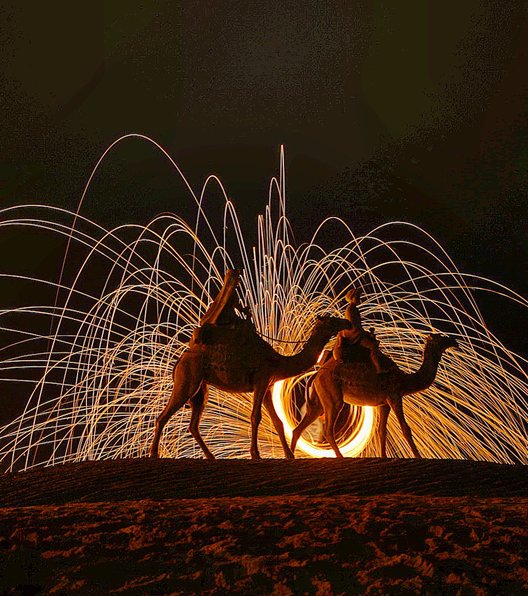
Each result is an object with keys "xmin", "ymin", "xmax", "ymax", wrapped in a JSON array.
[{"xmin": 1, "ymin": 2, "xmax": 527, "ymax": 357}]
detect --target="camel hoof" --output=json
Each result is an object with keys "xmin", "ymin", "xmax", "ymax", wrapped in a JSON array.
[
  {"xmin": 204, "ymin": 452, "xmax": 216, "ymax": 461},
  {"xmin": 250, "ymin": 451, "xmax": 262, "ymax": 461},
  {"xmin": 284, "ymin": 449, "xmax": 295, "ymax": 460}
]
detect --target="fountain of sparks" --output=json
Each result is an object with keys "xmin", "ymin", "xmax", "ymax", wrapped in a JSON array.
[{"xmin": 0, "ymin": 135, "xmax": 527, "ymax": 472}]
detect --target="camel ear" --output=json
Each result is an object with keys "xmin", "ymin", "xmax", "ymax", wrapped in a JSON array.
[{"xmin": 316, "ymin": 314, "xmax": 323, "ymax": 321}]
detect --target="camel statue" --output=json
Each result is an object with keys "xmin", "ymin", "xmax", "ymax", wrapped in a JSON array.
[
  {"xmin": 291, "ymin": 330, "xmax": 458, "ymax": 458},
  {"xmin": 150, "ymin": 269, "xmax": 351, "ymax": 460}
]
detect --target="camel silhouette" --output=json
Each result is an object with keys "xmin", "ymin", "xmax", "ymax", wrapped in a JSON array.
[
  {"xmin": 291, "ymin": 332, "xmax": 458, "ymax": 458},
  {"xmin": 150, "ymin": 270, "xmax": 351, "ymax": 460}
]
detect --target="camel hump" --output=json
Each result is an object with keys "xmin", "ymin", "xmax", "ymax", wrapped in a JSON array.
[
  {"xmin": 339, "ymin": 339, "xmax": 370, "ymax": 363},
  {"xmin": 195, "ymin": 320, "xmax": 263, "ymax": 348},
  {"xmin": 340, "ymin": 340, "xmax": 395, "ymax": 371}
]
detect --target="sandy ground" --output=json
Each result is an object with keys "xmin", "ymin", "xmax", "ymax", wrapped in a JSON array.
[{"xmin": 0, "ymin": 458, "xmax": 526, "ymax": 594}]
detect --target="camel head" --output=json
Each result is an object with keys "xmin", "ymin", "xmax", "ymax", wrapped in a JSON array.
[
  {"xmin": 314, "ymin": 314, "xmax": 352, "ymax": 338},
  {"xmin": 425, "ymin": 333, "xmax": 459, "ymax": 354}
]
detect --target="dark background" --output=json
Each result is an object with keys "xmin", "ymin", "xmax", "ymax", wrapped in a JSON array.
[{"xmin": 1, "ymin": 1, "xmax": 527, "ymax": 359}]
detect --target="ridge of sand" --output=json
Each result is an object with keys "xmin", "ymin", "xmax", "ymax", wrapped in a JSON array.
[{"xmin": 0, "ymin": 457, "xmax": 526, "ymax": 507}]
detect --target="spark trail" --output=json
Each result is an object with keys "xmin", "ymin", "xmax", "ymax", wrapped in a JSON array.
[{"xmin": 0, "ymin": 136, "xmax": 527, "ymax": 471}]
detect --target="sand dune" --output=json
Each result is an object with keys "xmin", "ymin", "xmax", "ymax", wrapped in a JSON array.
[
  {"xmin": 1, "ymin": 457, "xmax": 527, "ymax": 506},
  {"xmin": 0, "ymin": 458, "xmax": 527, "ymax": 594}
]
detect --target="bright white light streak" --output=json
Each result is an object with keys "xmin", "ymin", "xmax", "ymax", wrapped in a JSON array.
[{"xmin": 0, "ymin": 136, "xmax": 526, "ymax": 471}]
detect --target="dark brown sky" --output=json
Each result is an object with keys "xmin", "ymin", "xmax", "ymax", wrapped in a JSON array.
[{"xmin": 1, "ymin": 1, "xmax": 527, "ymax": 350}]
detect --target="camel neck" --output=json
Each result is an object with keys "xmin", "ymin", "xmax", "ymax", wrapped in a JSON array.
[
  {"xmin": 403, "ymin": 345, "xmax": 444, "ymax": 395},
  {"xmin": 278, "ymin": 328, "xmax": 328, "ymax": 379}
]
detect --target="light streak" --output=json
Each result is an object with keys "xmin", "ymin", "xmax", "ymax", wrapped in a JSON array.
[
  {"xmin": 272, "ymin": 374, "xmax": 375, "ymax": 457},
  {"xmin": 0, "ymin": 136, "xmax": 526, "ymax": 471}
]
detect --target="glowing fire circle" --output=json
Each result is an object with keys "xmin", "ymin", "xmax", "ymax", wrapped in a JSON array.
[{"xmin": 272, "ymin": 371, "xmax": 375, "ymax": 458}]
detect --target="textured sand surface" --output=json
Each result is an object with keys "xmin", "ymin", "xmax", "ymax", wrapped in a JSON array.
[
  {"xmin": 0, "ymin": 458, "xmax": 526, "ymax": 594},
  {"xmin": 1, "ymin": 458, "xmax": 527, "ymax": 506}
]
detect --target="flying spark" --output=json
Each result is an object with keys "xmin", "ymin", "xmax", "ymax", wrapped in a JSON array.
[{"xmin": 0, "ymin": 135, "xmax": 527, "ymax": 471}]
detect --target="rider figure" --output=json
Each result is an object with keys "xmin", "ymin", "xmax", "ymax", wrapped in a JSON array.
[
  {"xmin": 333, "ymin": 287, "xmax": 387, "ymax": 373},
  {"xmin": 193, "ymin": 270, "xmax": 252, "ymax": 345}
]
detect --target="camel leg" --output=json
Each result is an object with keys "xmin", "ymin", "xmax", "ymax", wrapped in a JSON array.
[
  {"xmin": 313, "ymin": 378, "xmax": 345, "ymax": 458},
  {"xmin": 149, "ymin": 351, "xmax": 204, "ymax": 458},
  {"xmin": 378, "ymin": 404, "xmax": 391, "ymax": 458},
  {"xmin": 263, "ymin": 390, "xmax": 295, "ymax": 459},
  {"xmin": 290, "ymin": 388, "xmax": 323, "ymax": 454},
  {"xmin": 188, "ymin": 383, "xmax": 215, "ymax": 460},
  {"xmin": 322, "ymin": 399, "xmax": 344, "ymax": 458},
  {"xmin": 250, "ymin": 376, "xmax": 270, "ymax": 460},
  {"xmin": 389, "ymin": 396, "xmax": 421, "ymax": 458}
]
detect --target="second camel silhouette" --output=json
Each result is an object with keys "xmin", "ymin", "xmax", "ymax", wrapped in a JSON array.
[{"xmin": 291, "ymin": 330, "xmax": 458, "ymax": 458}]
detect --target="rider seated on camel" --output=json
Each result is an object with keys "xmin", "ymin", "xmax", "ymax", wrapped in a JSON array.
[
  {"xmin": 333, "ymin": 287, "xmax": 388, "ymax": 374},
  {"xmin": 192, "ymin": 270, "xmax": 252, "ymax": 345}
]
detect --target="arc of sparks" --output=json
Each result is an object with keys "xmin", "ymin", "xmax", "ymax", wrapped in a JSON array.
[{"xmin": 0, "ymin": 136, "xmax": 527, "ymax": 471}]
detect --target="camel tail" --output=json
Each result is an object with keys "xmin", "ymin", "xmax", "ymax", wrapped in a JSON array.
[
  {"xmin": 296, "ymin": 372, "xmax": 320, "ymax": 412},
  {"xmin": 172, "ymin": 354, "xmax": 183, "ymax": 375},
  {"xmin": 291, "ymin": 375, "xmax": 323, "ymax": 453},
  {"xmin": 306, "ymin": 375, "xmax": 321, "ymax": 409},
  {"xmin": 171, "ymin": 353, "xmax": 192, "ymax": 409}
]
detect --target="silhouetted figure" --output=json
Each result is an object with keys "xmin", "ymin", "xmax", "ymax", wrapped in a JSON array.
[
  {"xmin": 198, "ymin": 269, "xmax": 251, "ymax": 326},
  {"xmin": 333, "ymin": 287, "xmax": 387, "ymax": 373},
  {"xmin": 193, "ymin": 269, "xmax": 252, "ymax": 344}
]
